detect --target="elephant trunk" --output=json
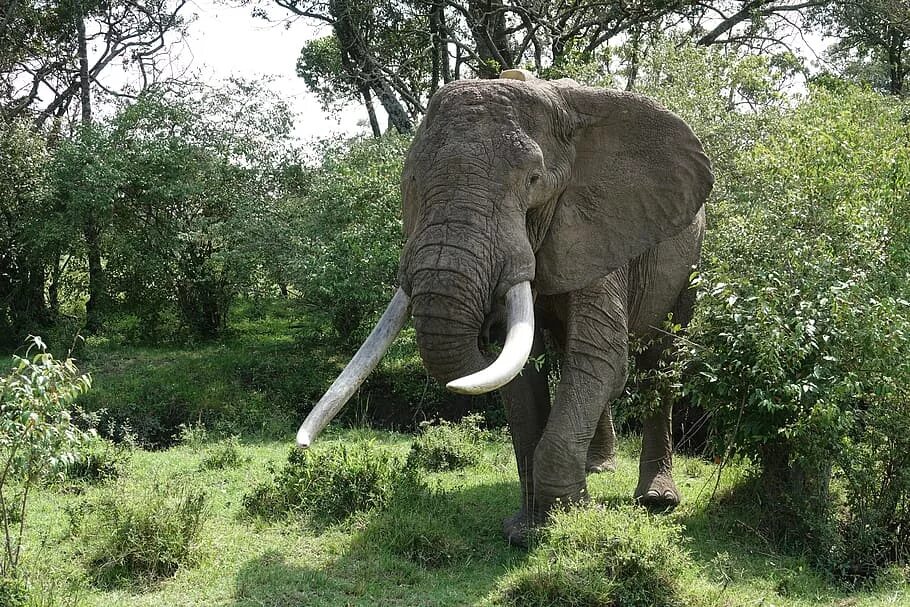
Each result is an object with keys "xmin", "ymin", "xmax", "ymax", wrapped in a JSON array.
[{"xmin": 410, "ymin": 279, "xmax": 489, "ymax": 385}]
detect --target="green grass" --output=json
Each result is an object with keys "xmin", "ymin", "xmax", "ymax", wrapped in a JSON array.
[{"xmin": 17, "ymin": 430, "xmax": 909, "ymax": 607}]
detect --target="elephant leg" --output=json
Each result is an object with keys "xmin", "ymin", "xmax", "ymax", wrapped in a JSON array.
[
  {"xmin": 586, "ymin": 403, "xmax": 617, "ymax": 473},
  {"xmin": 632, "ymin": 285, "xmax": 696, "ymax": 509},
  {"xmin": 500, "ymin": 327, "xmax": 550, "ymax": 545},
  {"xmin": 635, "ymin": 397, "xmax": 678, "ymax": 509},
  {"xmin": 532, "ymin": 277, "xmax": 629, "ymax": 524}
]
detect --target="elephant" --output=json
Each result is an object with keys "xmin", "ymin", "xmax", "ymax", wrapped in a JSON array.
[{"xmin": 296, "ymin": 69, "xmax": 714, "ymax": 546}]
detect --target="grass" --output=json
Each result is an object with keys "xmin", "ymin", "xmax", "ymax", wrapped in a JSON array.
[
  {"xmin": 17, "ymin": 429, "xmax": 910, "ymax": 607},
  {"xmin": 5, "ymin": 304, "xmax": 907, "ymax": 605}
]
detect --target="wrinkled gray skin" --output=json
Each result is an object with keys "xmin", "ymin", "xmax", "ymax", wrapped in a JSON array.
[{"xmin": 397, "ymin": 77, "xmax": 714, "ymax": 546}]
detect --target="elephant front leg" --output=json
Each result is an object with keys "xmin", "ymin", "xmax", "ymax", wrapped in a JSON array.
[
  {"xmin": 532, "ymin": 282, "xmax": 629, "ymax": 525},
  {"xmin": 632, "ymin": 338, "xmax": 681, "ymax": 509},
  {"xmin": 500, "ymin": 328, "xmax": 550, "ymax": 546}
]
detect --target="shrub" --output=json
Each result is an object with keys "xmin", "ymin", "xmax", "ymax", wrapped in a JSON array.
[
  {"xmin": 62, "ymin": 435, "xmax": 130, "ymax": 484},
  {"xmin": 356, "ymin": 478, "xmax": 470, "ymax": 568},
  {"xmin": 200, "ymin": 436, "xmax": 247, "ymax": 470},
  {"xmin": 406, "ymin": 414, "xmax": 486, "ymax": 472},
  {"xmin": 242, "ymin": 442, "xmax": 407, "ymax": 522},
  {"xmin": 291, "ymin": 134, "xmax": 410, "ymax": 343},
  {"xmin": 0, "ymin": 337, "xmax": 92, "ymax": 581},
  {"xmin": 499, "ymin": 505, "xmax": 692, "ymax": 607},
  {"xmin": 0, "ymin": 576, "xmax": 28, "ymax": 607},
  {"xmin": 679, "ymin": 85, "xmax": 910, "ymax": 578},
  {"xmin": 68, "ymin": 482, "xmax": 208, "ymax": 587}
]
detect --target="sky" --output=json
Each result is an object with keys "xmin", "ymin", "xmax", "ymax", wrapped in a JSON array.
[{"xmin": 180, "ymin": 1, "xmax": 370, "ymax": 143}]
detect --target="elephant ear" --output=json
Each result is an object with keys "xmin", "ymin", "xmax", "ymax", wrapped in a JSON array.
[{"xmin": 534, "ymin": 86, "xmax": 714, "ymax": 295}]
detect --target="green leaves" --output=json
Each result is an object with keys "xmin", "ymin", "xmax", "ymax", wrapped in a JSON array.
[
  {"xmin": 1, "ymin": 336, "xmax": 92, "ymax": 578},
  {"xmin": 679, "ymin": 84, "xmax": 910, "ymax": 577}
]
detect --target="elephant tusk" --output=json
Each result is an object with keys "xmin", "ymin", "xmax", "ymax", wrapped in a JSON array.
[
  {"xmin": 295, "ymin": 288, "xmax": 410, "ymax": 448},
  {"xmin": 446, "ymin": 281, "xmax": 534, "ymax": 395}
]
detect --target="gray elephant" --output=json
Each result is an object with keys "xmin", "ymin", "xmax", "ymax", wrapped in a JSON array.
[{"xmin": 296, "ymin": 70, "xmax": 714, "ymax": 546}]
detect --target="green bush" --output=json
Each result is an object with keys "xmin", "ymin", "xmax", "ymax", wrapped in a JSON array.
[
  {"xmin": 291, "ymin": 134, "xmax": 410, "ymax": 343},
  {"xmin": 62, "ymin": 435, "xmax": 130, "ymax": 484},
  {"xmin": 407, "ymin": 414, "xmax": 486, "ymax": 472},
  {"xmin": 68, "ymin": 482, "xmax": 208, "ymax": 587},
  {"xmin": 0, "ymin": 576, "xmax": 28, "ymax": 607},
  {"xmin": 679, "ymin": 85, "xmax": 910, "ymax": 578},
  {"xmin": 356, "ymin": 478, "xmax": 470, "ymax": 568},
  {"xmin": 1, "ymin": 338, "xmax": 92, "ymax": 582},
  {"xmin": 499, "ymin": 505, "xmax": 692, "ymax": 607},
  {"xmin": 200, "ymin": 436, "xmax": 247, "ymax": 470},
  {"xmin": 242, "ymin": 442, "xmax": 408, "ymax": 522}
]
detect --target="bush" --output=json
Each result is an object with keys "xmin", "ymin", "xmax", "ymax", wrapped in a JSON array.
[
  {"xmin": 68, "ymin": 482, "xmax": 208, "ymax": 587},
  {"xmin": 679, "ymin": 85, "xmax": 910, "ymax": 578},
  {"xmin": 1, "ymin": 337, "xmax": 92, "ymax": 581},
  {"xmin": 0, "ymin": 576, "xmax": 28, "ymax": 607},
  {"xmin": 62, "ymin": 435, "xmax": 130, "ymax": 484},
  {"xmin": 243, "ymin": 442, "xmax": 408, "ymax": 522},
  {"xmin": 499, "ymin": 505, "xmax": 692, "ymax": 607},
  {"xmin": 356, "ymin": 478, "xmax": 470, "ymax": 568},
  {"xmin": 291, "ymin": 134, "xmax": 410, "ymax": 343},
  {"xmin": 200, "ymin": 436, "xmax": 247, "ymax": 470},
  {"xmin": 406, "ymin": 414, "xmax": 486, "ymax": 472}
]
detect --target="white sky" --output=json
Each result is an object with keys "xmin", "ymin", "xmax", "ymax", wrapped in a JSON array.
[{"xmin": 181, "ymin": 1, "xmax": 371, "ymax": 143}]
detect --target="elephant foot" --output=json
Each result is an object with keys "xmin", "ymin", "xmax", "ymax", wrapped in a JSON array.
[
  {"xmin": 585, "ymin": 454, "xmax": 617, "ymax": 474},
  {"xmin": 502, "ymin": 509, "xmax": 534, "ymax": 548},
  {"xmin": 634, "ymin": 473, "xmax": 680, "ymax": 510}
]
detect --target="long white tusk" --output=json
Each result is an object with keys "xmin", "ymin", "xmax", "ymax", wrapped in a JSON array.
[
  {"xmin": 446, "ymin": 282, "xmax": 534, "ymax": 395},
  {"xmin": 296, "ymin": 288, "xmax": 410, "ymax": 448}
]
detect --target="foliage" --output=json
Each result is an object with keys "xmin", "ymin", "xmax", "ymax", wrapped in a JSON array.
[
  {"xmin": 811, "ymin": 0, "xmax": 909, "ymax": 95},
  {"xmin": 406, "ymin": 414, "xmax": 485, "ymax": 472},
  {"xmin": 67, "ymin": 481, "xmax": 207, "ymax": 587},
  {"xmin": 61, "ymin": 435, "xmax": 130, "ymax": 484},
  {"xmin": 291, "ymin": 134, "xmax": 410, "ymax": 342},
  {"xmin": 355, "ymin": 477, "xmax": 470, "ymax": 568},
  {"xmin": 0, "ymin": 120, "xmax": 53, "ymax": 344},
  {"xmin": 680, "ymin": 85, "xmax": 910, "ymax": 578},
  {"xmin": 0, "ymin": 336, "xmax": 92, "ymax": 580},
  {"xmin": 242, "ymin": 442, "xmax": 408, "ymax": 522},
  {"xmin": 200, "ymin": 436, "xmax": 247, "ymax": 471},
  {"xmin": 100, "ymin": 81, "xmax": 294, "ymax": 336},
  {"xmin": 500, "ymin": 504, "xmax": 692, "ymax": 607}
]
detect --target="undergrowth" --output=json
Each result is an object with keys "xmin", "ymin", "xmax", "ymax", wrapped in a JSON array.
[
  {"xmin": 67, "ymin": 481, "xmax": 208, "ymax": 587},
  {"xmin": 242, "ymin": 442, "xmax": 409, "ymax": 522}
]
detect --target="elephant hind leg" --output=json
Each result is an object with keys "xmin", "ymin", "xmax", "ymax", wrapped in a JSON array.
[
  {"xmin": 635, "ymin": 400, "xmax": 679, "ymax": 509},
  {"xmin": 632, "ymin": 290, "xmax": 697, "ymax": 509},
  {"xmin": 586, "ymin": 402, "xmax": 617, "ymax": 473}
]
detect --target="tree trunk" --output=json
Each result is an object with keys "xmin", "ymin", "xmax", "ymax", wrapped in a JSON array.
[
  {"xmin": 77, "ymin": 14, "xmax": 91, "ymax": 125},
  {"xmin": 330, "ymin": 0, "xmax": 414, "ymax": 134},
  {"xmin": 468, "ymin": 0, "xmax": 513, "ymax": 78},
  {"xmin": 430, "ymin": 1, "xmax": 451, "ymax": 93},
  {"xmin": 78, "ymin": 12, "xmax": 106, "ymax": 332},
  {"xmin": 359, "ymin": 84, "xmax": 381, "ymax": 137},
  {"xmin": 83, "ymin": 219, "xmax": 105, "ymax": 332},
  {"xmin": 888, "ymin": 33, "xmax": 905, "ymax": 95}
]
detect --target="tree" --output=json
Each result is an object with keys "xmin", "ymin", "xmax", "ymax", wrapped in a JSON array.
[
  {"xmin": 814, "ymin": 0, "xmax": 909, "ymax": 95},
  {"xmin": 0, "ymin": 120, "xmax": 55, "ymax": 345},
  {"xmin": 0, "ymin": 0, "xmax": 190, "ymax": 124},
  {"xmin": 99, "ymin": 80, "xmax": 294, "ymax": 335}
]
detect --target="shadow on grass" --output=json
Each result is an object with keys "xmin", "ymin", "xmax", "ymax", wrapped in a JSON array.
[
  {"xmin": 231, "ymin": 479, "xmax": 530, "ymax": 607},
  {"xmin": 676, "ymin": 475, "xmax": 846, "ymax": 603}
]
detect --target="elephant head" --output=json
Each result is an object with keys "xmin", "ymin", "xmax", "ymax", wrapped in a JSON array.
[{"xmin": 296, "ymin": 72, "xmax": 713, "ymax": 448}]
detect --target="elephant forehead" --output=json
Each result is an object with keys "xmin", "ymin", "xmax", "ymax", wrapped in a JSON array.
[{"xmin": 428, "ymin": 80, "xmax": 555, "ymax": 129}]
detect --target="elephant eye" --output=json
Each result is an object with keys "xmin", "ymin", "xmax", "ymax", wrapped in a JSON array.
[{"xmin": 528, "ymin": 173, "xmax": 541, "ymax": 187}]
